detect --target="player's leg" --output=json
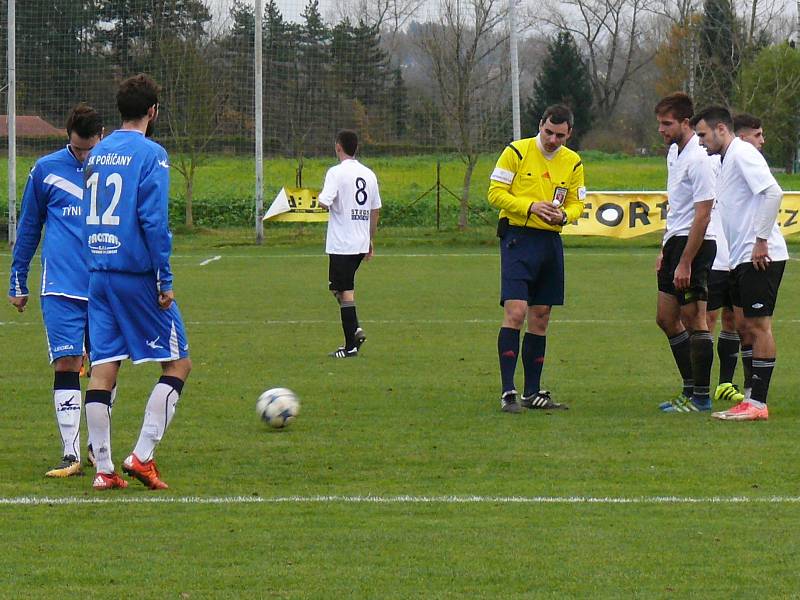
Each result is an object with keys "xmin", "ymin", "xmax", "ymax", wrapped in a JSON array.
[
  {"xmin": 713, "ymin": 307, "xmax": 744, "ymax": 402},
  {"xmin": 85, "ymin": 272, "xmax": 128, "ymax": 490},
  {"xmin": 656, "ymin": 292, "xmax": 694, "ymax": 410},
  {"xmin": 679, "ymin": 300, "xmax": 713, "ymax": 410},
  {"xmin": 520, "ymin": 232, "xmax": 566, "ymax": 410},
  {"xmin": 713, "ymin": 261, "xmax": 784, "ymax": 421},
  {"xmin": 498, "ymin": 300, "xmax": 526, "ymax": 413},
  {"xmin": 41, "ymin": 296, "xmax": 90, "ymax": 477},
  {"xmin": 656, "ymin": 239, "xmax": 694, "ymax": 408},
  {"xmin": 497, "ymin": 227, "xmax": 541, "ymax": 413},
  {"xmin": 124, "ymin": 357, "xmax": 192, "ymax": 490},
  {"xmin": 328, "ymin": 254, "xmax": 365, "ymax": 357},
  {"xmin": 103, "ymin": 272, "xmax": 191, "ymax": 488}
]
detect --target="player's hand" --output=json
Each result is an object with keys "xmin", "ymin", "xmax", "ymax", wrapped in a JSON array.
[
  {"xmin": 655, "ymin": 251, "xmax": 663, "ymax": 273},
  {"xmin": 365, "ymin": 241, "xmax": 374, "ymax": 261},
  {"xmin": 529, "ymin": 201, "xmax": 563, "ymax": 225},
  {"xmin": 8, "ymin": 295, "xmax": 27, "ymax": 313},
  {"xmin": 673, "ymin": 261, "xmax": 691, "ymax": 291},
  {"xmin": 158, "ymin": 290, "xmax": 174, "ymax": 310},
  {"xmin": 751, "ymin": 239, "xmax": 771, "ymax": 271}
]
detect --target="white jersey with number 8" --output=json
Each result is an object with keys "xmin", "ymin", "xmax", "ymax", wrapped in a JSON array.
[{"xmin": 318, "ymin": 159, "xmax": 382, "ymax": 255}]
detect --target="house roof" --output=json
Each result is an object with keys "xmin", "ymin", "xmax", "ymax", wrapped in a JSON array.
[{"xmin": 0, "ymin": 115, "xmax": 65, "ymax": 137}]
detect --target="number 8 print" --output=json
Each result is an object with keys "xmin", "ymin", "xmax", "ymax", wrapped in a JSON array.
[{"xmin": 355, "ymin": 177, "xmax": 368, "ymax": 205}]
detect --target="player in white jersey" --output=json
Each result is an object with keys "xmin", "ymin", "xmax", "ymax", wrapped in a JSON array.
[
  {"xmin": 653, "ymin": 93, "xmax": 717, "ymax": 413},
  {"xmin": 8, "ymin": 104, "xmax": 103, "ymax": 477},
  {"xmin": 692, "ymin": 106, "xmax": 787, "ymax": 421},
  {"xmin": 318, "ymin": 130, "xmax": 381, "ymax": 358},
  {"xmin": 705, "ymin": 113, "xmax": 767, "ymax": 405}
]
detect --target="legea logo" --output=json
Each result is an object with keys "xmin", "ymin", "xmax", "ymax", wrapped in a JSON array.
[{"xmin": 88, "ymin": 233, "xmax": 122, "ymax": 254}]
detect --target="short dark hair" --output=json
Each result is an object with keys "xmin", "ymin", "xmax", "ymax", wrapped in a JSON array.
[
  {"xmin": 690, "ymin": 105, "xmax": 733, "ymax": 131},
  {"xmin": 336, "ymin": 130, "xmax": 358, "ymax": 156},
  {"xmin": 733, "ymin": 112, "xmax": 762, "ymax": 133},
  {"xmin": 654, "ymin": 92, "xmax": 694, "ymax": 121},
  {"xmin": 117, "ymin": 74, "xmax": 161, "ymax": 121},
  {"xmin": 66, "ymin": 103, "xmax": 102, "ymax": 139},
  {"xmin": 541, "ymin": 104, "xmax": 574, "ymax": 129}
]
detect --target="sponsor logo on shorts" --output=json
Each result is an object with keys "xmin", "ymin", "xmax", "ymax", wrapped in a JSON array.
[
  {"xmin": 88, "ymin": 233, "xmax": 122, "ymax": 254},
  {"xmin": 752, "ymin": 303, "xmax": 764, "ymax": 309},
  {"xmin": 53, "ymin": 344, "xmax": 75, "ymax": 352}
]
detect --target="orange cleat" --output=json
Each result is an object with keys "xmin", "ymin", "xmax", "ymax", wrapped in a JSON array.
[
  {"xmin": 92, "ymin": 471, "xmax": 129, "ymax": 491},
  {"xmin": 712, "ymin": 401, "xmax": 769, "ymax": 421},
  {"xmin": 122, "ymin": 454, "xmax": 169, "ymax": 490}
]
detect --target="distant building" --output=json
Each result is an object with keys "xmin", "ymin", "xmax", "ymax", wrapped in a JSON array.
[{"xmin": 0, "ymin": 115, "xmax": 64, "ymax": 137}]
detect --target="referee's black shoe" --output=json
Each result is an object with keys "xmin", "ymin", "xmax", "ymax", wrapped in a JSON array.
[
  {"xmin": 521, "ymin": 390, "xmax": 568, "ymax": 410},
  {"xmin": 329, "ymin": 347, "xmax": 359, "ymax": 358},
  {"xmin": 500, "ymin": 391, "xmax": 522, "ymax": 413}
]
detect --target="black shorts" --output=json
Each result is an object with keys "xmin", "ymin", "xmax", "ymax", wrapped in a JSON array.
[
  {"xmin": 328, "ymin": 253, "xmax": 365, "ymax": 292},
  {"xmin": 499, "ymin": 226, "xmax": 564, "ymax": 306},
  {"xmin": 657, "ymin": 236, "xmax": 716, "ymax": 305},
  {"xmin": 707, "ymin": 269, "xmax": 734, "ymax": 312},
  {"xmin": 730, "ymin": 261, "xmax": 786, "ymax": 318}
]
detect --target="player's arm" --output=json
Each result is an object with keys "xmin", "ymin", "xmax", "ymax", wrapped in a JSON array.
[
  {"xmin": 138, "ymin": 151, "xmax": 174, "ymax": 300},
  {"xmin": 317, "ymin": 169, "xmax": 337, "ymax": 211},
  {"xmin": 8, "ymin": 165, "xmax": 47, "ymax": 311},
  {"xmin": 487, "ymin": 145, "xmax": 536, "ymax": 218},
  {"xmin": 674, "ymin": 160, "xmax": 714, "ymax": 290},
  {"xmin": 752, "ymin": 183, "xmax": 783, "ymax": 270},
  {"xmin": 366, "ymin": 180, "xmax": 382, "ymax": 260},
  {"xmin": 561, "ymin": 160, "xmax": 586, "ymax": 226}
]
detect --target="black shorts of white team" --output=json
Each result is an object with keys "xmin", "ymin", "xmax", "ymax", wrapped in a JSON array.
[
  {"xmin": 706, "ymin": 269, "xmax": 733, "ymax": 311},
  {"xmin": 328, "ymin": 253, "xmax": 365, "ymax": 292},
  {"xmin": 729, "ymin": 261, "xmax": 786, "ymax": 318},
  {"xmin": 657, "ymin": 236, "xmax": 716, "ymax": 304}
]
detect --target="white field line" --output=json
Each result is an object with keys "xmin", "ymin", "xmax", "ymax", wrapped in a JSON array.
[
  {"xmin": 199, "ymin": 255, "xmax": 222, "ymax": 266},
  {"xmin": 172, "ymin": 252, "xmax": 655, "ymax": 259},
  {"xmin": 2, "ymin": 494, "xmax": 800, "ymax": 507}
]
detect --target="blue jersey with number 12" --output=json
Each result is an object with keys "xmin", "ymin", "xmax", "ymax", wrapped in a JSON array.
[{"xmin": 83, "ymin": 129, "xmax": 174, "ymax": 292}]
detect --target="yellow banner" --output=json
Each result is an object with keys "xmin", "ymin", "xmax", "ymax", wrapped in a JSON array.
[
  {"xmin": 265, "ymin": 187, "xmax": 329, "ymax": 223},
  {"xmin": 564, "ymin": 192, "xmax": 800, "ymax": 238}
]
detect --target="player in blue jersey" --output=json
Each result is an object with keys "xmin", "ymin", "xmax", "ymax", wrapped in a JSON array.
[
  {"xmin": 8, "ymin": 104, "xmax": 103, "ymax": 478},
  {"xmin": 83, "ymin": 74, "xmax": 192, "ymax": 491}
]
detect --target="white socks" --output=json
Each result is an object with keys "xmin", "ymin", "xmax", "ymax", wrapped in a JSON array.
[
  {"xmin": 132, "ymin": 379, "xmax": 182, "ymax": 463},
  {"xmin": 53, "ymin": 389, "xmax": 81, "ymax": 460}
]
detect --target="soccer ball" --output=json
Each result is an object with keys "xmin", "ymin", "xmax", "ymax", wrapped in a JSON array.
[{"xmin": 256, "ymin": 388, "xmax": 300, "ymax": 429}]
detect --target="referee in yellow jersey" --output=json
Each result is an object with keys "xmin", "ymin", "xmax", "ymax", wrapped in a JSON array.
[{"xmin": 488, "ymin": 104, "xmax": 586, "ymax": 413}]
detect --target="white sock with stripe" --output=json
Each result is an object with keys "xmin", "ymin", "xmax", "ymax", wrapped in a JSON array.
[
  {"xmin": 85, "ymin": 389, "xmax": 114, "ymax": 473},
  {"xmin": 132, "ymin": 376, "xmax": 184, "ymax": 462},
  {"xmin": 53, "ymin": 371, "xmax": 82, "ymax": 461}
]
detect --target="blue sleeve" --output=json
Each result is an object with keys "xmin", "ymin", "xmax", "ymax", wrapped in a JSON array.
[
  {"xmin": 9, "ymin": 166, "xmax": 46, "ymax": 297},
  {"xmin": 137, "ymin": 149, "xmax": 173, "ymax": 292}
]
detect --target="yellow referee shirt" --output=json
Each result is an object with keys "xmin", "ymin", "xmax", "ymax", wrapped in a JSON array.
[{"xmin": 488, "ymin": 136, "xmax": 586, "ymax": 231}]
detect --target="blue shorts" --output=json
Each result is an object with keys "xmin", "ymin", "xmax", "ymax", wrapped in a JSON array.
[
  {"xmin": 500, "ymin": 226, "xmax": 565, "ymax": 306},
  {"xmin": 88, "ymin": 271, "xmax": 190, "ymax": 365},
  {"xmin": 41, "ymin": 295, "xmax": 88, "ymax": 363}
]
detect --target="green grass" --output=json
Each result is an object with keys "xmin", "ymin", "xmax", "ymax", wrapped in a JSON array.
[{"xmin": 1, "ymin": 234, "xmax": 800, "ymax": 597}]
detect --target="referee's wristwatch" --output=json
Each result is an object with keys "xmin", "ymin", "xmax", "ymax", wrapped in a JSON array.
[{"xmin": 560, "ymin": 210, "xmax": 568, "ymax": 226}]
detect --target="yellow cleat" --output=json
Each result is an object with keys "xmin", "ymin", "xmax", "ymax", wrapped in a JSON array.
[
  {"xmin": 45, "ymin": 455, "xmax": 83, "ymax": 478},
  {"xmin": 714, "ymin": 382, "xmax": 745, "ymax": 404}
]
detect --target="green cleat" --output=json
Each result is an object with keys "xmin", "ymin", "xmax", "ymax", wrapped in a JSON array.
[{"xmin": 714, "ymin": 382, "xmax": 745, "ymax": 404}]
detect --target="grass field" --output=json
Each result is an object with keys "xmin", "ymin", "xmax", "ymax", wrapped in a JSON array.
[{"xmin": 2, "ymin": 230, "xmax": 800, "ymax": 598}]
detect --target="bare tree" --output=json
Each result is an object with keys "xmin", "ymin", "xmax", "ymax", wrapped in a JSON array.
[
  {"xmin": 160, "ymin": 36, "xmax": 230, "ymax": 228},
  {"xmin": 415, "ymin": 0, "xmax": 509, "ymax": 230},
  {"xmin": 329, "ymin": 0, "xmax": 426, "ymax": 51},
  {"xmin": 536, "ymin": 0, "xmax": 658, "ymax": 121}
]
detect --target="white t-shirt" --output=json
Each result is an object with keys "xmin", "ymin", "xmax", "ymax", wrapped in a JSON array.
[
  {"xmin": 318, "ymin": 159, "xmax": 382, "ymax": 255},
  {"xmin": 664, "ymin": 134, "xmax": 717, "ymax": 244},
  {"xmin": 716, "ymin": 137, "xmax": 788, "ymax": 268},
  {"xmin": 708, "ymin": 203, "xmax": 730, "ymax": 271}
]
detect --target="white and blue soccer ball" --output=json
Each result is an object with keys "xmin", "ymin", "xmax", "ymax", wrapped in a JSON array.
[{"xmin": 256, "ymin": 387, "xmax": 300, "ymax": 429}]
